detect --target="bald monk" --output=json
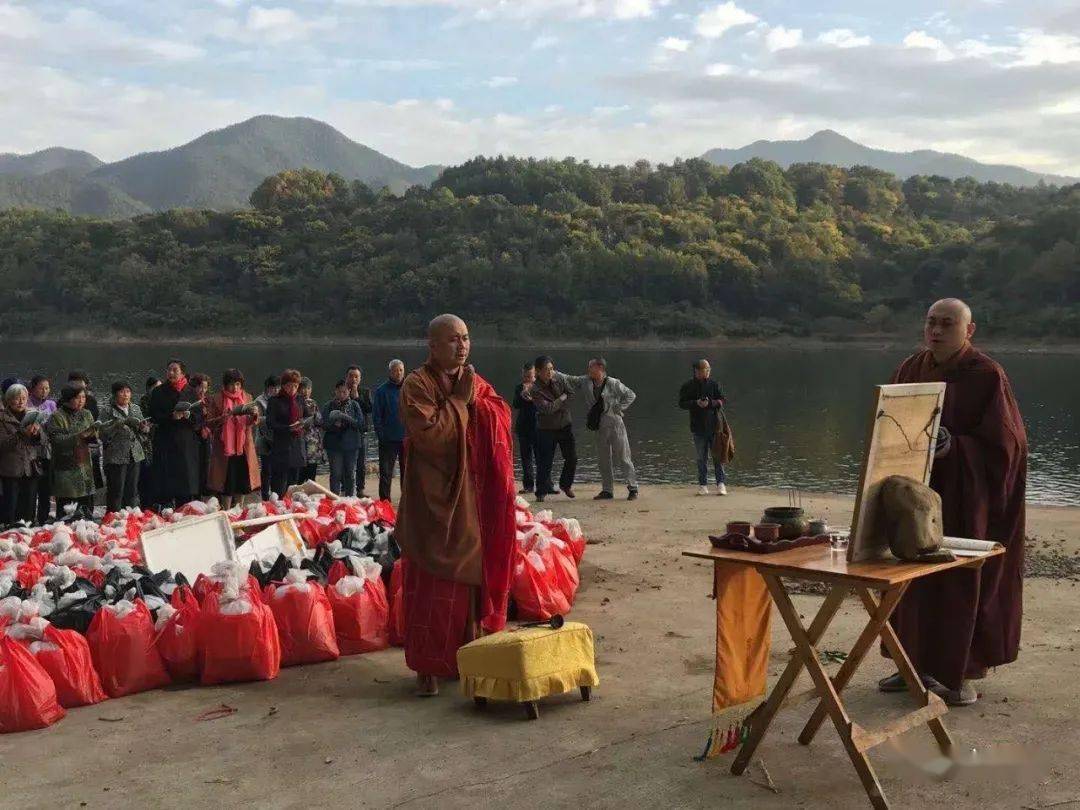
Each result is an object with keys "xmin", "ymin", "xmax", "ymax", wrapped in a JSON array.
[
  {"xmin": 880, "ymin": 298, "xmax": 1027, "ymax": 706},
  {"xmin": 395, "ymin": 314, "xmax": 517, "ymax": 696}
]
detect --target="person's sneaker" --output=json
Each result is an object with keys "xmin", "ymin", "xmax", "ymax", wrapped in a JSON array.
[
  {"xmin": 518, "ymin": 488, "xmax": 530, "ymax": 495},
  {"xmin": 562, "ymin": 487, "xmax": 576, "ymax": 499},
  {"xmin": 697, "ymin": 485, "xmax": 710, "ymax": 496},
  {"xmin": 627, "ymin": 489, "xmax": 638, "ymax": 501},
  {"xmin": 593, "ymin": 491, "xmax": 614, "ymax": 500},
  {"xmin": 717, "ymin": 483, "xmax": 728, "ymax": 495},
  {"xmin": 940, "ymin": 682, "xmax": 978, "ymax": 707}
]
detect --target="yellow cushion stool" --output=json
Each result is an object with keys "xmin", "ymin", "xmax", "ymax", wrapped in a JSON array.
[{"xmin": 457, "ymin": 621, "xmax": 599, "ymax": 720}]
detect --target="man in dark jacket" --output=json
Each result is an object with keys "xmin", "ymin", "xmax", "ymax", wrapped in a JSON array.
[
  {"xmin": 372, "ymin": 360, "xmax": 406, "ymax": 501},
  {"xmin": 678, "ymin": 359, "xmax": 727, "ymax": 495},
  {"xmin": 346, "ymin": 365, "xmax": 373, "ymax": 496},
  {"xmin": 512, "ymin": 362, "xmax": 539, "ymax": 495},
  {"xmin": 322, "ymin": 380, "xmax": 365, "ymax": 496},
  {"xmin": 530, "ymin": 355, "xmax": 577, "ymax": 502}
]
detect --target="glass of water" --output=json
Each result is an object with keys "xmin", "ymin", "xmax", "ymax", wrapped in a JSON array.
[{"xmin": 829, "ymin": 533, "xmax": 849, "ymax": 556}]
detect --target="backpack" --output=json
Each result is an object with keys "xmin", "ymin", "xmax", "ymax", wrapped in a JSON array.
[{"xmin": 586, "ymin": 378, "xmax": 608, "ymax": 432}]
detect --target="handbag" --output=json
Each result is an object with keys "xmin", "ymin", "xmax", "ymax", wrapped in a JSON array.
[
  {"xmin": 585, "ymin": 378, "xmax": 608, "ymax": 432},
  {"xmin": 710, "ymin": 409, "xmax": 735, "ymax": 465}
]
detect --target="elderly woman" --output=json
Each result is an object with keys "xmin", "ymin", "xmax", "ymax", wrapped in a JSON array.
[
  {"xmin": 98, "ymin": 381, "xmax": 148, "ymax": 512},
  {"xmin": 267, "ymin": 369, "xmax": 305, "ymax": 498},
  {"xmin": 0, "ymin": 384, "xmax": 44, "ymax": 524},
  {"xmin": 146, "ymin": 359, "xmax": 202, "ymax": 508},
  {"xmin": 28, "ymin": 375, "xmax": 56, "ymax": 524},
  {"xmin": 205, "ymin": 369, "xmax": 261, "ymax": 509},
  {"xmin": 296, "ymin": 377, "xmax": 323, "ymax": 484},
  {"xmin": 47, "ymin": 385, "xmax": 96, "ymax": 518}
]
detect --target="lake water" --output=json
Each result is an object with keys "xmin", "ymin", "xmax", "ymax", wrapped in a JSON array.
[{"xmin": 1, "ymin": 342, "xmax": 1076, "ymax": 506}]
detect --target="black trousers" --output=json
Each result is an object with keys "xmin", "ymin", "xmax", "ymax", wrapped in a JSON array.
[
  {"xmin": 355, "ymin": 437, "xmax": 367, "ymax": 495},
  {"xmin": 1, "ymin": 475, "xmax": 39, "ymax": 525},
  {"xmin": 104, "ymin": 462, "xmax": 140, "ymax": 512},
  {"xmin": 536, "ymin": 426, "xmax": 576, "ymax": 495},
  {"xmin": 271, "ymin": 465, "xmax": 300, "ymax": 498},
  {"xmin": 137, "ymin": 460, "xmax": 154, "ymax": 512},
  {"xmin": 36, "ymin": 459, "xmax": 52, "ymax": 525},
  {"xmin": 259, "ymin": 454, "xmax": 273, "ymax": 500},
  {"xmin": 377, "ymin": 440, "xmax": 404, "ymax": 501},
  {"xmin": 516, "ymin": 431, "xmax": 537, "ymax": 491}
]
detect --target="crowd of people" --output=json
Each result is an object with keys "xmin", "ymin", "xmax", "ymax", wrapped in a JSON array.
[
  {"xmin": 1, "ymin": 351, "xmax": 737, "ymax": 526},
  {"xmin": 0, "ymin": 360, "xmax": 408, "ymax": 525}
]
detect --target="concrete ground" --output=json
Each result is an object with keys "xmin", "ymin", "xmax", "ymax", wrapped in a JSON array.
[{"xmin": 2, "ymin": 485, "xmax": 1077, "ymax": 810}]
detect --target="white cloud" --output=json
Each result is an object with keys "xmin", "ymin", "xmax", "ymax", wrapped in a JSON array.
[
  {"xmin": 483, "ymin": 75, "xmax": 518, "ymax": 88},
  {"xmin": 902, "ymin": 30, "xmax": 954, "ymax": 61},
  {"xmin": 1013, "ymin": 30, "xmax": 1080, "ymax": 65},
  {"xmin": 705, "ymin": 63, "xmax": 735, "ymax": 76},
  {"xmin": 694, "ymin": 2, "xmax": 758, "ymax": 40},
  {"xmin": 531, "ymin": 34, "xmax": 558, "ymax": 50},
  {"xmin": 243, "ymin": 5, "xmax": 332, "ymax": 44},
  {"xmin": 659, "ymin": 36, "xmax": 691, "ymax": 52},
  {"xmin": 765, "ymin": 26, "xmax": 802, "ymax": 52},
  {"xmin": 342, "ymin": 0, "xmax": 666, "ymax": 21},
  {"xmin": 818, "ymin": 28, "xmax": 871, "ymax": 49}
]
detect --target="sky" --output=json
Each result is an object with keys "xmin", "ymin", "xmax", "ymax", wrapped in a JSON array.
[{"xmin": 2, "ymin": 0, "xmax": 1079, "ymax": 175}]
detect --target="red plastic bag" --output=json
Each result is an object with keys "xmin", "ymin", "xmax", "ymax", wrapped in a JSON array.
[
  {"xmin": 199, "ymin": 592, "xmax": 281, "ymax": 685},
  {"xmin": 265, "ymin": 582, "xmax": 339, "ymax": 666},
  {"xmin": 87, "ymin": 601, "xmax": 171, "ymax": 698},
  {"xmin": 549, "ymin": 521, "xmax": 586, "ymax": 564},
  {"xmin": 387, "ymin": 560, "xmax": 406, "ymax": 648},
  {"xmin": 549, "ymin": 541, "xmax": 580, "ymax": 608},
  {"xmin": 511, "ymin": 547, "xmax": 571, "ymax": 621},
  {"xmin": 33, "ymin": 626, "xmax": 107, "ymax": 708},
  {"xmin": 156, "ymin": 586, "xmax": 201, "ymax": 682},
  {"xmin": 326, "ymin": 577, "xmax": 389, "ymax": 655},
  {"xmin": 0, "ymin": 636, "xmax": 66, "ymax": 733}
]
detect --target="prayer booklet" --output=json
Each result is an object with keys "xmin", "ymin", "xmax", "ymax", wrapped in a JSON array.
[{"xmin": 941, "ymin": 536, "xmax": 1001, "ymax": 557}]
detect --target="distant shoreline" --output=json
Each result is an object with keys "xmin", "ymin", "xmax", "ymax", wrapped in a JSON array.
[{"xmin": 3, "ymin": 331, "xmax": 1080, "ymax": 355}]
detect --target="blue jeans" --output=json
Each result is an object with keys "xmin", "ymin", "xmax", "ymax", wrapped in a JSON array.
[
  {"xmin": 692, "ymin": 433, "xmax": 725, "ymax": 486},
  {"xmin": 329, "ymin": 448, "xmax": 359, "ymax": 496}
]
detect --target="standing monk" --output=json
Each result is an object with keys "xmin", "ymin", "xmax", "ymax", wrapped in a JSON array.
[
  {"xmin": 396, "ymin": 314, "xmax": 517, "ymax": 696},
  {"xmin": 880, "ymin": 298, "xmax": 1027, "ymax": 706}
]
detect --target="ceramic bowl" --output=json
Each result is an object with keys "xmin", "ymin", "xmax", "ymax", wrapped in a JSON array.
[
  {"xmin": 753, "ymin": 523, "xmax": 781, "ymax": 542},
  {"xmin": 726, "ymin": 521, "xmax": 753, "ymax": 537}
]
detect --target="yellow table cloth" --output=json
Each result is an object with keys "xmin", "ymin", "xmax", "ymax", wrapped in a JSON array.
[{"xmin": 457, "ymin": 622, "xmax": 599, "ymax": 703}]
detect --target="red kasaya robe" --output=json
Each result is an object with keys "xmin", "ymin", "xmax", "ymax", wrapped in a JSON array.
[
  {"xmin": 888, "ymin": 344, "xmax": 1028, "ymax": 689},
  {"xmin": 395, "ymin": 363, "xmax": 516, "ymax": 678}
]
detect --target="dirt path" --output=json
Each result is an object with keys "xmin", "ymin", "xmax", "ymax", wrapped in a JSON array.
[{"xmin": 2, "ymin": 485, "xmax": 1077, "ymax": 809}]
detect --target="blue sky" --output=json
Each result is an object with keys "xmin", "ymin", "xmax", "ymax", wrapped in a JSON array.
[{"xmin": 2, "ymin": 0, "xmax": 1079, "ymax": 174}]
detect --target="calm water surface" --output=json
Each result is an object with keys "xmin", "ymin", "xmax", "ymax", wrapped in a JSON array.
[{"xmin": 1, "ymin": 342, "xmax": 1076, "ymax": 506}]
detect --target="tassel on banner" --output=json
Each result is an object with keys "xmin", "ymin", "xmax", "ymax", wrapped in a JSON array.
[{"xmin": 694, "ymin": 713, "xmax": 753, "ymax": 761}]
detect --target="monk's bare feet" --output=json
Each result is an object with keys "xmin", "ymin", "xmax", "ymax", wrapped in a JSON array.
[{"xmin": 416, "ymin": 674, "xmax": 439, "ymax": 697}]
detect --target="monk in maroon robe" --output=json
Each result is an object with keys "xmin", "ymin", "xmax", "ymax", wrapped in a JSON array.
[
  {"xmin": 881, "ymin": 298, "xmax": 1027, "ymax": 706},
  {"xmin": 395, "ymin": 314, "xmax": 516, "ymax": 696}
]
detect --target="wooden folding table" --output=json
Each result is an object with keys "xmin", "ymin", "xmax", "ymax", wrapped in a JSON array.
[{"xmin": 683, "ymin": 543, "xmax": 1002, "ymax": 809}]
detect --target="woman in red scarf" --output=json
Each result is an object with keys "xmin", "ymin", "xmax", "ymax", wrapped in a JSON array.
[
  {"xmin": 205, "ymin": 368, "xmax": 261, "ymax": 508},
  {"xmin": 267, "ymin": 369, "xmax": 305, "ymax": 497}
]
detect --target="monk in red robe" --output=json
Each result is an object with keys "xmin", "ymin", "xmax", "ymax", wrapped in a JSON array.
[
  {"xmin": 880, "ymin": 298, "xmax": 1027, "ymax": 706},
  {"xmin": 395, "ymin": 314, "xmax": 517, "ymax": 696}
]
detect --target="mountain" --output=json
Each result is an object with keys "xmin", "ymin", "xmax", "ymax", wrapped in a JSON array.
[
  {"xmin": 90, "ymin": 115, "xmax": 442, "ymax": 211},
  {"xmin": 0, "ymin": 116, "xmax": 442, "ymax": 218},
  {"xmin": 701, "ymin": 130, "xmax": 1079, "ymax": 187},
  {"xmin": 0, "ymin": 147, "xmax": 103, "ymax": 178}
]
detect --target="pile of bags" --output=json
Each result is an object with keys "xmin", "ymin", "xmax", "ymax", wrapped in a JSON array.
[
  {"xmin": 510, "ymin": 498, "xmax": 586, "ymax": 621},
  {"xmin": 1, "ymin": 493, "xmax": 588, "ymax": 735}
]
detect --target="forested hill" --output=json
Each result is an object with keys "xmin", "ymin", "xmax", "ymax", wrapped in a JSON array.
[{"xmin": 1, "ymin": 156, "xmax": 1078, "ymax": 341}]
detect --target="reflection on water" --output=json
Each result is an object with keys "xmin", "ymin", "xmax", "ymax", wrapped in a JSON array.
[{"xmin": 1, "ymin": 342, "xmax": 1076, "ymax": 506}]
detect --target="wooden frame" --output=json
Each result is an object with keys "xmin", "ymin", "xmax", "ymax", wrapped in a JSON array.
[
  {"xmin": 848, "ymin": 383, "xmax": 945, "ymax": 562},
  {"xmin": 683, "ymin": 544, "xmax": 1002, "ymax": 809}
]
